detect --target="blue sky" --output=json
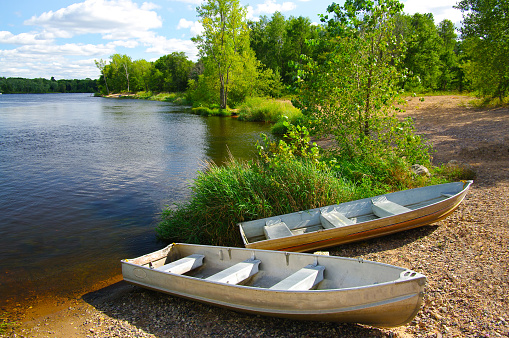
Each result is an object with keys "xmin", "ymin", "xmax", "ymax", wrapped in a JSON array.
[{"xmin": 0, "ymin": 0, "xmax": 464, "ymax": 80}]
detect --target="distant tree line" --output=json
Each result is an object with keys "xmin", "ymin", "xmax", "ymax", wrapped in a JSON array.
[
  {"xmin": 96, "ymin": 4, "xmax": 506, "ymax": 108},
  {"xmin": 0, "ymin": 77, "xmax": 98, "ymax": 94}
]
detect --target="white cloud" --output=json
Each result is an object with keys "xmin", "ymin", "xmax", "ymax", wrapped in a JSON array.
[
  {"xmin": 143, "ymin": 35, "xmax": 198, "ymax": 61},
  {"xmin": 171, "ymin": 0, "xmax": 203, "ymax": 5},
  {"xmin": 177, "ymin": 18, "xmax": 203, "ymax": 36},
  {"xmin": 0, "ymin": 31, "xmax": 54, "ymax": 45},
  {"xmin": 252, "ymin": 0, "xmax": 297, "ymax": 15},
  {"xmin": 24, "ymin": 0, "xmax": 163, "ymax": 40},
  {"xmin": 401, "ymin": 0, "xmax": 463, "ymax": 25},
  {"xmin": 0, "ymin": 48, "xmax": 102, "ymax": 79}
]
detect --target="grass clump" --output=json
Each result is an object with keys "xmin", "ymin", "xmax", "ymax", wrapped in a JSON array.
[
  {"xmin": 156, "ymin": 158, "xmax": 354, "ymax": 246},
  {"xmin": 237, "ymin": 97, "xmax": 302, "ymax": 124},
  {"xmin": 191, "ymin": 106, "xmax": 232, "ymax": 116},
  {"xmin": 133, "ymin": 92, "xmax": 189, "ymax": 105},
  {"xmin": 435, "ymin": 160, "xmax": 477, "ymax": 181}
]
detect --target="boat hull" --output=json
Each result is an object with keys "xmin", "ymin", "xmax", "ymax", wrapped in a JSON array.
[
  {"xmin": 122, "ymin": 243, "xmax": 426, "ymax": 327},
  {"xmin": 239, "ymin": 181, "xmax": 472, "ymax": 252}
]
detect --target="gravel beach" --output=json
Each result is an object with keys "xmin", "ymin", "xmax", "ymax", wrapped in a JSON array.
[{"xmin": 5, "ymin": 95, "xmax": 508, "ymax": 337}]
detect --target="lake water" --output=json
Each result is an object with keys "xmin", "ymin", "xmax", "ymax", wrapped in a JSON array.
[{"xmin": 0, "ymin": 93, "xmax": 270, "ymax": 309}]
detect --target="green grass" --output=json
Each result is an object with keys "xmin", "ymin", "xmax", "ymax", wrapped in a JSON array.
[
  {"xmin": 237, "ymin": 97, "xmax": 302, "ymax": 124},
  {"xmin": 466, "ymin": 96, "xmax": 509, "ymax": 109},
  {"xmin": 134, "ymin": 91, "xmax": 189, "ymax": 105},
  {"xmin": 157, "ymin": 158, "xmax": 357, "ymax": 247},
  {"xmin": 191, "ymin": 106, "xmax": 233, "ymax": 116}
]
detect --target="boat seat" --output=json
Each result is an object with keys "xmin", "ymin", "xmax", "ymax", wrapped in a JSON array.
[
  {"xmin": 270, "ymin": 264, "xmax": 325, "ymax": 290},
  {"xmin": 372, "ymin": 197, "xmax": 411, "ymax": 218},
  {"xmin": 263, "ymin": 220, "xmax": 293, "ymax": 239},
  {"xmin": 320, "ymin": 209, "xmax": 355, "ymax": 229},
  {"xmin": 205, "ymin": 259, "xmax": 261, "ymax": 285},
  {"xmin": 155, "ymin": 254, "xmax": 205, "ymax": 274}
]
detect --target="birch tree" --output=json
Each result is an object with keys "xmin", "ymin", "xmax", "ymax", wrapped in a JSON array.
[{"xmin": 192, "ymin": 0, "xmax": 250, "ymax": 109}]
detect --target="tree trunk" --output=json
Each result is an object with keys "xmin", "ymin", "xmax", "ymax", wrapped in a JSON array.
[{"xmin": 220, "ymin": 84, "xmax": 227, "ymax": 109}]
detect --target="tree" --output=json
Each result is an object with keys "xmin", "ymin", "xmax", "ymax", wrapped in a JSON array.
[
  {"xmin": 110, "ymin": 54, "xmax": 133, "ymax": 92},
  {"xmin": 399, "ymin": 13, "xmax": 442, "ymax": 91},
  {"xmin": 294, "ymin": 0, "xmax": 429, "ymax": 165},
  {"xmin": 456, "ymin": 0, "xmax": 509, "ymax": 100},
  {"xmin": 193, "ymin": 0, "xmax": 251, "ymax": 109},
  {"xmin": 153, "ymin": 52, "xmax": 193, "ymax": 92},
  {"xmin": 437, "ymin": 19, "xmax": 460, "ymax": 91},
  {"xmin": 132, "ymin": 59, "xmax": 153, "ymax": 92},
  {"xmin": 95, "ymin": 59, "xmax": 110, "ymax": 94}
]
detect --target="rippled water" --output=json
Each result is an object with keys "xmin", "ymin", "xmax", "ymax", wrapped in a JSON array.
[{"xmin": 0, "ymin": 93, "xmax": 270, "ymax": 307}]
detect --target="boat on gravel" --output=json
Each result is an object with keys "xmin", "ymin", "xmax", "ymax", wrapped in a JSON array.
[
  {"xmin": 239, "ymin": 181, "xmax": 472, "ymax": 252},
  {"xmin": 121, "ymin": 243, "xmax": 426, "ymax": 327}
]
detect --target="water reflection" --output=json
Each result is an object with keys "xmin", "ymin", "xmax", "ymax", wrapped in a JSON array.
[{"xmin": 0, "ymin": 93, "xmax": 270, "ymax": 308}]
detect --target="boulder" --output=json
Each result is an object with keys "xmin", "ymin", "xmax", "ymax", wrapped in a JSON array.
[{"xmin": 412, "ymin": 164, "xmax": 430, "ymax": 177}]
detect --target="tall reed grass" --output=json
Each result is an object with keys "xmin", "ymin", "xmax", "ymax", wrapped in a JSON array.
[
  {"xmin": 237, "ymin": 97, "xmax": 302, "ymax": 124},
  {"xmin": 156, "ymin": 158, "xmax": 356, "ymax": 246}
]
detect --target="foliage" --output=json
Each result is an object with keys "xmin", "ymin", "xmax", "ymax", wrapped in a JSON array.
[
  {"xmin": 435, "ymin": 161, "xmax": 477, "ymax": 181},
  {"xmin": 456, "ymin": 0, "xmax": 509, "ymax": 100},
  {"xmin": 294, "ymin": 0, "xmax": 431, "ymax": 168},
  {"xmin": 193, "ymin": 0, "xmax": 252, "ymax": 109},
  {"xmin": 191, "ymin": 106, "xmax": 232, "ymax": 116},
  {"xmin": 152, "ymin": 52, "xmax": 194, "ymax": 92},
  {"xmin": 0, "ymin": 77, "xmax": 98, "ymax": 94},
  {"xmin": 96, "ymin": 53, "xmax": 194, "ymax": 95},
  {"xmin": 135, "ymin": 91, "xmax": 189, "ymax": 104},
  {"xmin": 248, "ymin": 13, "xmax": 320, "ymax": 86},
  {"xmin": 399, "ymin": 13, "xmax": 442, "ymax": 91}
]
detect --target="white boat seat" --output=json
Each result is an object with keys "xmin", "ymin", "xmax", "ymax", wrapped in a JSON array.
[
  {"xmin": 372, "ymin": 196, "xmax": 411, "ymax": 218},
  {"xmin": 263, "ymin": 220, "xmax": 293, "ymax": 239},
  {"xmin": 205, "ymin": 259, "xmax": 261, "ymax": 284},
  {"xmin": 320, "ymin": 209, "xmax": 355, "ymax": 229},
  {"xmin": 270, "ymin": 264, "xmax": 325, "ymax": 290},
  {"xmin": 155, "ymin": 254, "xmax": 205, "ymax": 274}
]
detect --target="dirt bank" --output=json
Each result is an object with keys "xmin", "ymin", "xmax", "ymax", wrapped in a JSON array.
[{"xmin": 5, "ymin": 95, "xmax": 508, "ymax": 337}]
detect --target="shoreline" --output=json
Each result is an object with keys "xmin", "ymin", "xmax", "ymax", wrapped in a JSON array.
[{"xmin": 5, "ymin": 95, "xmax": 509, "ymax": 337}]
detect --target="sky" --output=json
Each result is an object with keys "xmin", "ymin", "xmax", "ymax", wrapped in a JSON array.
[{"xmin": 0, "ymin": 0, "xmax": 465, "ymax": 80}]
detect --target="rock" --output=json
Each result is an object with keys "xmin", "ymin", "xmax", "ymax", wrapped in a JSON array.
[{"xmin": 412, "ymin": 164, "xmax": 430, "ymax": 177}]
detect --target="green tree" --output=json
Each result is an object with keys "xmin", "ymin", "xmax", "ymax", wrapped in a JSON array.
[
  {"xmin": 282, "ymin": 16, "xmax": 319, "ymax": 84},
  {"xmin": 95, "ymin": 59, "xmax": 110, "ymax": 94},
  {"xmin": 109, "ymin": 54, "xmax": 133, "ymax": 92},
  {"xmin": 400, "ymin": 13, "xmax": 442, "ymax": 91},
  {"xmin": 437, "ymin": 19, "xmax": 460, "ymax": 91},
  {"xmin": 193, "ymin": 0, "xmax": 251, "ymax": 109},
  {"xmin": 295, "ymin": 0, "xmax": 429, "ymax": 165},
  {"xmin": 456, "ymin": 0, "xmax": 509, "ymax": 100},
  {"xmin": 249, "ymin": 14, "xmax": 319, "ymax": 86},
  {"xmin": 132, "ymin": 59, "xmax": 153, "ymax": 92},
  {"xmin": 153, "ymin": 52, "xmax": 194, "ymax": 92}
]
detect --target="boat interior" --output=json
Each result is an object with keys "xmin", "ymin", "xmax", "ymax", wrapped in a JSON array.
[
  {"xmin": 127, "ymin": 244, "xmax": 418, "ymax": 291},
  {"xmin": 240, "ymin": 186, "xmax": 461, "ymax": 244}
]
